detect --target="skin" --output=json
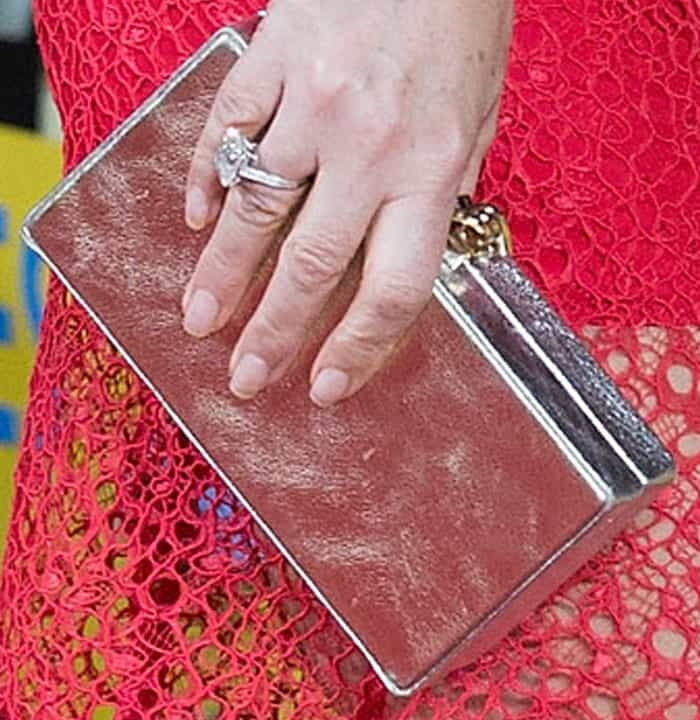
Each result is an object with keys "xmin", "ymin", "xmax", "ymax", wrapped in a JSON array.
[{"xmin": 183, "ymin": 0, "xmax": 514, "ymax": 407}]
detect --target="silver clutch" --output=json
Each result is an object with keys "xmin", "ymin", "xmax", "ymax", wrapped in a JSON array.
[{"xmin": 21, "ymin": 26, "xmax": 674, "ymax": 697}]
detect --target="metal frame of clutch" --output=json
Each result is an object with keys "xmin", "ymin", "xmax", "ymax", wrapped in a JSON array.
[{"xmin": 21, "ymin": 27, "xmax": 675, "ymax": 697}]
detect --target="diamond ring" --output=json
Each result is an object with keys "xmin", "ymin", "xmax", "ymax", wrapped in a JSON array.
[{"xmin": 214, "ymin": 127, "xmax": 308, "ymax": 191}]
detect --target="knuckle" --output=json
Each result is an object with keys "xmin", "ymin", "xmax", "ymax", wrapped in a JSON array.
[
  {"xmin": 189, "ymin": 138, "xmax": 220, "ymax": 184},
  {"xmin": 338, "ymin": 331, "xmax": 380, "ymax": 361},
  {"xmin": 206, "ymin": 242, "xmax": 240, "ymax": 277},
  {"xmin": 232, "ymin": 186, "xmax": 287, "ymax": 233},
  {"xmin": 307, "ymin": 64, "xmax": 351, "ymax": 110},
  {"xmin": 417, "ymin": 125, "xmax": 472, "ymax": 189},
  {"xmin": 251, "ymin": 307, "xmax": 291, "ymax": 347},
  {"xmin": 283, "ymin": 232, "xmax": 350, "ymax": 293},
  {"xmin": 195, "ymin": 244, "xmax": 246, "ymax": 300},
  {"xmin": 334, "ymin": 319, "xmax": 383, "ymax": 360},
  {"xmin": 377, "ymin": 99, "xmax": 404, "ymax": 141},
  {"xmin": 435, "ymin": 125, "xmax": 472, "ymax": 168},
  {"xmin": 214, "ymin": 87, "xmax": 266, "ymax": 128},
  {"xmin": 189, "ymin": 145, "xmax": 213, "ymax": 175},
  {"xmin": 346, "ymin": 99, "xmax": 404, "ymax": 153},
  {"xmin": 370, "ymin": 274, "xmax": 429, "ymax": 327}
]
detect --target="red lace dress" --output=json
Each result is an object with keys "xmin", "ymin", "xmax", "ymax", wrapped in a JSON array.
[{"xmin": 1, "ymin": 1, "xmax": 699, "ymax": 718}]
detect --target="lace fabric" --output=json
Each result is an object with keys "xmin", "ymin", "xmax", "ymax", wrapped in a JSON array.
[{"xmin": 1, "ymin": 0, "xmax": 699, "ymax": 718}]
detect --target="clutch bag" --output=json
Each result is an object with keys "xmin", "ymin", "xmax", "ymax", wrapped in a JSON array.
[{"xmin": 21, "ymin": 26, "xmax": 674, "ymax": 697}]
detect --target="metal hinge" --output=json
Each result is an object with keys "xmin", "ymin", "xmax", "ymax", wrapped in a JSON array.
[{"xmin": 447, "ymin": 195, "xmax": 512, "ymax": 263}]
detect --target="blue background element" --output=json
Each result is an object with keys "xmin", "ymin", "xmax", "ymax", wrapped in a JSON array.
[
  {"xmin": 0, "ymin": 306, "xmax": 12, "ymax": 343},
  {"xmin": 0, "ymin": 406, "xmax": 18, "ymax": 445},
  {"xmin": 0, "ymin": 207, "xmax": 7, "ymax": 244}
]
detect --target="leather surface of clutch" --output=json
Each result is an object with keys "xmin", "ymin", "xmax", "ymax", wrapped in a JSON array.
[{"xmin": 22, "ymin": 27, "xmax": 675, "ymax": 697}]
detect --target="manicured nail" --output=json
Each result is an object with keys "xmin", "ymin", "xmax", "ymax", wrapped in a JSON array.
[
  {"xmin": 310, "ymin": 368, "xmax": 350, "ymax": 408},
  {"xmin": 230, "ymin": 354, "xmax": 271, "ymax": 399},
  {"xmin": 183, "ymin": 289, "xmax": 219, "ymax": 337},
  {"xmin": 186, "ymin": 187, "xmax": 209, "ymax": 230}
]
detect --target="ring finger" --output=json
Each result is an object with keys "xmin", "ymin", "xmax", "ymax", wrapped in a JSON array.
[{"xmin": 183, "ymin": 91, "xmax": 317, "ymax": 337}]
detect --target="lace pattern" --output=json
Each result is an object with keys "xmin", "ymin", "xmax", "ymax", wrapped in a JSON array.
[{"xmin": 1, "ymin": 0, "xmax": 699, "ymax": 717}]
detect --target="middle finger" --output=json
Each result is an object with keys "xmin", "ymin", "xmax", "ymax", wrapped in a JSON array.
[{"xmin": 227, "ymin": 164, "xmax": 379, "ymax": 399}]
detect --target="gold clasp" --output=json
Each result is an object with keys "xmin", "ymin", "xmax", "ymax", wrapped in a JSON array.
[{"xmin": 448, "ymin": 196, "xmax": 512, "ymax": 260}]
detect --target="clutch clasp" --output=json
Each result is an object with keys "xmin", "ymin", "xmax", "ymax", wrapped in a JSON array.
[{"xmin": 448, "ymin": 196, "xmax": 512, "ymax": 261}]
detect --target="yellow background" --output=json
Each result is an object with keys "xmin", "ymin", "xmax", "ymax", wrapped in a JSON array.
[{"xmin": 0, "ymin": 123, "xmax": 61, "ymax": 559}]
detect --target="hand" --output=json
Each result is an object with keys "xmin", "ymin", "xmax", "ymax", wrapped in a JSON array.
[{"xmin": 183, "ymin": 0, "xmax": 513, "ymax": 407}]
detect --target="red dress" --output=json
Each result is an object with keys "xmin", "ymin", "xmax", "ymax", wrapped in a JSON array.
[{"xmin": 1, "ymin": 1, "xmax": 699, "ymax": 718}]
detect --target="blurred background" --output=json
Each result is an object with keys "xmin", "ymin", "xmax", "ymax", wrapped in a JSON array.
[{"xmin": 0, "ymin": 0, "xmax": 62, "ymax": 559}]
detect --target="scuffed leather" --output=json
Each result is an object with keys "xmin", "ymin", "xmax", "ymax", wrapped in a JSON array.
[{"xmin": 28, "ymin": 43, "xmax": 662, "ymax": 692}]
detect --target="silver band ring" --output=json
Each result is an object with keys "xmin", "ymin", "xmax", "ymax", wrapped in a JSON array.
[{"xmin": 214, "ymin": 127, "xmax": 308, "ymax": 191}]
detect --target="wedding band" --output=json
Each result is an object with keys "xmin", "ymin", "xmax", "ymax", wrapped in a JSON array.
[{"xmin": 214, "ymin": 127, "xmax": 308, "ymax": 191}]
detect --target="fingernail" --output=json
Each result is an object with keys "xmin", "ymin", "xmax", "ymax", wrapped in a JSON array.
[
  {"xmin": 230, "ymin": 354, "xmax": 271, "ymax": 399},
  {"xmin": 310, "ymin": 368, "xmax": 350, "ymax": 408},
  {"xmin": 183, "ymin": 289, "xmax": 219, "ymax": 337},
  {"xmin": 186, "ymin": 187, "xmax": 209, "ymax": 230}
]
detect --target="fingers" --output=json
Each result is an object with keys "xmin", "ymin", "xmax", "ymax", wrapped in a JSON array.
[
  {"xmin": 226, "ymin": 170, "xmax": 379, "ymax": 399},
  {"xmin": 308, "ymin": 194, "xmax": 453, "ymax": 407},
  {"xmin": 182, "ymin": 94, "xmax": 315, "ymax": 338},
  {"xmin": 183, "ymin": 21, "xmax": 499, "ymax": 406},
  {"xmin": 185, "ymin": 39, "xmax": 284, "ymax": 231}
]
